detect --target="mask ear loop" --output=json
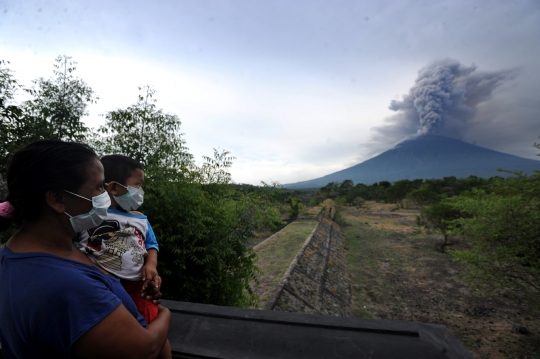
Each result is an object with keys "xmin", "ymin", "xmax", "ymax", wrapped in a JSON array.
[
  {"xmin": 64, "ymin": 190, "xmax": 92, "ymax": 202},
  {"xmin": 63, "ymin": 190, "xmax": 90, "ymax": 219}
]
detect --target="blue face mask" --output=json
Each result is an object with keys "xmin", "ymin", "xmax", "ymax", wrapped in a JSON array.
[
  {"xmin": 112, "ymin": 183, "xmax": 144, "ymax": 211},
  {"xmin": 64, "ymin": 190, "xmax": 111, "ymax": 233}
]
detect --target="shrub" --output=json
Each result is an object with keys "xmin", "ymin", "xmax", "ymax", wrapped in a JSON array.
[{"xmin": 144, "ymin": 178, "xmax": 282, "ymax": 307}]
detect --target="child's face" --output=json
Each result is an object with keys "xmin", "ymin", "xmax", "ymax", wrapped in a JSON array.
[
  {"xmin": 124, "ymin": 168, "xmax": 145, "ymax": 192},
  {"xmin": 107, "ymin": 168, "xmax": 145, "ymax": 201}
]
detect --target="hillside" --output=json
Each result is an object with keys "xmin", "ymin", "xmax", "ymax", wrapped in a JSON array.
[{"xmin": 285, "ymin": 135, "xmax": 540, "ymax": 188}]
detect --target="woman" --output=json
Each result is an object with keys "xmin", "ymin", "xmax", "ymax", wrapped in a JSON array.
[{"xmin": 0, "ymin": 140, "xmax": 171, "ymax": 358}]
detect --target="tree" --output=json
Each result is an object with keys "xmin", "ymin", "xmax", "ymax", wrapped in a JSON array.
[
  {"xmin": 449, "ymin": 174, "xmax": 540, "ymax": 302},
  {"xmin": 407, "ymin": 182, "xmax": 440, "ymax": 207},
  {"xmin": 22, "ymin": 55, "xmax": 97, "ymax": 142},
  {"xmin": 143, "ymin": 150, "xmax": 283, "ymax": 306},
  {"xmin": 320, "ymin": 182, "xmax": 340, "ymax": 199},
  {"xmin": 96, "ymin": 88, "xmax": 283, "ymax": 305},
  {"xmin": 0, "ymin": 60, "xmax": 21, "ymax": 122},
  {"xmin": 352, "ymin": 196, "xmax": 365, "ymax": 208},
  {"xmin": 417, "ymin": 199, "xmax": 462, "ymax": 253},
  {"xmin": 338, "ymin": 179, "xmax": 354, "ymax": 196},
  {"xmin": 94, "ymin": 86, "xmax": 192, "ymax": 176},
  {"xmin": 0, "ymin": 60, "xmax": 22, "ymax": 176},
  {"xmin": 1, "ymin": 56, "xmax": 97, "ymax": 177},
  {"xmin": 287, "ymin": 196, "xmax": 305, "ymax": 219}
]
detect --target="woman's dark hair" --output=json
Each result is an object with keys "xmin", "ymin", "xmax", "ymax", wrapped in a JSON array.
[
  {"xmin": 0, "ymin": 140, "xmax": 98, "ymax": 231},
  {"xmin": 101, "ymin": 155, "xmax": 143, "ymax": 185}
]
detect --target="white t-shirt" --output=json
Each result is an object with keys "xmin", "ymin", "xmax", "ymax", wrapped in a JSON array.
[{"xmin": 77, "ymin": 209, "xmax": 159, "ymax": 281}]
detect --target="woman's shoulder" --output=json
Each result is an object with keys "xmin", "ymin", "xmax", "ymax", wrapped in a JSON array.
[
  {"xmin": 1, "ymin": 247, "xmax": 113, "ymax": 290},
  {"xmin": 1, "ymin": 248, "xmax": 122, "ymax": 324},
  {"xmin": 0, "ymin": 247, "xmax": 123, "ymax": 357}
]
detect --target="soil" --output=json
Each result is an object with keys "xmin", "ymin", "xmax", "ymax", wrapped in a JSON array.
[{"xmin": 343, "ymin": 201, "xmax": 540, "ymax": 359}]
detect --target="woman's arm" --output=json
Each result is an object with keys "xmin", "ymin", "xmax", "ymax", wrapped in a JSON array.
[{"xmin": 72, "ymin": 304, "xmax": 171, "ymax": 359}]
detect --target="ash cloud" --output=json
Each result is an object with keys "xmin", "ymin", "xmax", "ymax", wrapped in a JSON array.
[{"xmin": 368, "ymin": 59, "xmax": 517, "ymax": 153}]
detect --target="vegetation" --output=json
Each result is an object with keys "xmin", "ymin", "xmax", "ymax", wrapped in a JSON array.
[
  {"xmin": 416, "ymin": 200, "xmax": 462, "ymax": 253},
  {"xmin": 341, "ymin": 201, "xmax": 540, "ymax": 358},
  {"xmin": 3, "ymin": 55, "xmax": 539, "ymax": 309},
  {"xmin": 315, "ymin": 144, "xmax": 540, "ymax": 304},
  {"xmin": 144, "ymin": 174, "xmax": 282, "ymax": 306},
  {"xmin": 1, "ymin": 60, "xmax": 23, "ymax": 176},
  {"xmin": 93, "ymin": 85, "xmax": 192, "ymax": 175},
  {"xmin": 0, "ymin": 56, "xmax": 284, "ymax": 307},
  {"xmin": 449, "ymin": 174, "xmax": 540, "ymax": 303},
  {"xmin": 313, "ymin": 175, "xmax": 496, "ymax": 207},
  {"xmin": 1, "ymin": 56, "xmax": 96, "ymax": 176}
]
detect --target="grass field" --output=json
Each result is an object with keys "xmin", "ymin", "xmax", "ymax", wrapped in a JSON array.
[
  {"xmin": 342, "ymin": 201, "xmax": 540, "ymax": 359},
  {"xmin": 251, "ymin": 220, "xmax": 319, "ymax": 307}
]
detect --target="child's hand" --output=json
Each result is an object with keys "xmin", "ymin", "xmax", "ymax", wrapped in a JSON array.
[
  {"xmin": 141, "ymin": 280, "xmax": 162, "ymax": 305},
  {"xmin": 141, "ymin": 264, "xmax": 161, "ymax": 290}
]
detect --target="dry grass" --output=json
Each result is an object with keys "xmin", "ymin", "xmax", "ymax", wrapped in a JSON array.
[
  {"xmin": 251, "ymin": 220, "xmax": 319, "ymax": 307},
  {"xmin": 344, "ymin": 201, "xmax": 540, "ymax": 359}
]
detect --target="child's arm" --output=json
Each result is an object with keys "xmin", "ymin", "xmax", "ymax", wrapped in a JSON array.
[{"xmin": 142, "ymin": 249, "xmax": 161, "ymax": 290}]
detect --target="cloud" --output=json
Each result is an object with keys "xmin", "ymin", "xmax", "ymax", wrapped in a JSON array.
[{"xmin": 366, "ymin": 59, "xmax": 518, "ymax": 155}]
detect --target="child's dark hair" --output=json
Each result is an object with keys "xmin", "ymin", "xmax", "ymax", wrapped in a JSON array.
[
  {"xmin": 0, "ymin": 140, "xmax": 98, "ymax": 231},
  {"xmin": 101, "ymin": 155, "xmax": 144, "ymax": 185}
]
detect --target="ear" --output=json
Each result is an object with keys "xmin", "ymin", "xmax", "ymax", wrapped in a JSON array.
[
  {"xmin": 107, "ymin": 182, "xmax": 120, "ymax": 196},
  {"xmin": 45, "ymin": 190, "xmax": 67, "ymax": 214}
]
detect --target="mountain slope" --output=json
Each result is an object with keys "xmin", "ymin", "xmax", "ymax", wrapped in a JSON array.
[{"xmin": 285, "ymin": 135, "xmax": 540, "ymax": 188}]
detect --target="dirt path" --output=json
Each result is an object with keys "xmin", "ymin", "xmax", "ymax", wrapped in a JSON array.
[{"xmin": 343, "ymin": 202, "xmax": 540, "ymax": 359}]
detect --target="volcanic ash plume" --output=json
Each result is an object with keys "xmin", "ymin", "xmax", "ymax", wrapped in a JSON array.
[{"xmin": 381, "ymin": 59, "xmax": 515, "ymax": 138}]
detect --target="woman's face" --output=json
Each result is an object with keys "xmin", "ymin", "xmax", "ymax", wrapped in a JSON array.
[{"xmin": 63, "ymin": 158, "xmax": 106, "ymax": 216}]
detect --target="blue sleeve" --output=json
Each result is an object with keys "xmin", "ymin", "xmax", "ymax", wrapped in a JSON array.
[
  {"xmin": 145, "ymin": 220, "xmax": 159, "ymax": 252},
  {"xmin": 22, "ymin": 266, "xmax": 122, "ymax": 355}
]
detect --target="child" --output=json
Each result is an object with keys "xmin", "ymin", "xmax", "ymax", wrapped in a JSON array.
[{"xmin": 76, "ymin": 155, "xmax": 161, "ymax": 324}]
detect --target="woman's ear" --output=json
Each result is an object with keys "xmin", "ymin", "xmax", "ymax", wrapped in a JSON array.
[{"xmin": 45, "ymin": 190, "xmax": 66, "ymax": 214}]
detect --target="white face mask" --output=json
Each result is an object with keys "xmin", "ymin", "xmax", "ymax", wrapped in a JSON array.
[
  {"xmin": 64, "ymin": 190, "xmax": 111, "ymax": 233},
  {"xmin": 112, "ymin": 183, "xmax": 144, "ymax": 211}
]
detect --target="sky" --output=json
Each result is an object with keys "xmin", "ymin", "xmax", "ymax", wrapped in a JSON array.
[{"xmin": 1, "ymin": 0, "xmax": 539, "ymax": 185}]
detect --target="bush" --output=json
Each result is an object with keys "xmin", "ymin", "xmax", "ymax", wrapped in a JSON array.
[
  {"xmin": 144, "ymin": 178, "xmax": 282, "ymax": 307},
  {"xmin": 449, "ymin": 174, "xmax": 540, "ymax": 304},
  {"xmin": 352, "ymin": 197, "xmax": 365, "ymax": 208}
]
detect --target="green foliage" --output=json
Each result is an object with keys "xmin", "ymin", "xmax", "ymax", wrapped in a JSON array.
[
  {"xmin": 143, "ymin": 152, "xmax": 283, "ymax": 306},
  {"xmin": 338, "ymin": 179, "xmax": 354, "ymax": 195},
  {"xmin": 316, "ymin": 176, "xmax": 493, "ymax": 207},
  {"xmin": 417, "ymin": 199, "xmax": 462, "ymax": 253},
  {"xmin": 287, "ymin": 196, "xmax": 306, "ymax": 218},
  {"xmin": 97, "ymin": 102, "xmax": 284, "ymax": 306},
  {"xmin": 449, "ymin": 174, "xmax": 540, "ymax": 302},
  {"xmin": 1, "ymin": 56, "xmax": 97, "ymax": 176},
  {"xmin": 352, "ymin": 196, "xmax": 365, "ymax": 208},
  {"xmin": 93, "ymin": 86, "xmax": 192, "ymax": 175},
  {"xmin": 332, "ymin": 205, "xmax": 349, "ymax": 227},
  {"xmin": 0, "ymin": 57, "xmax": 289, "ymax": 307},
  {"xmin": 320, "ymin": 181, "xmax": 340, "ymax": 199},
  {"xmin": 0, "ymin": 60, "xmax": 23, "ymax": 175},
  {"xmin": 0, "ymin": 60, "xmax": 21, "ymax": 121},
  {"xmin": 384, "ymin": 179, "xmax": 423, "ymax": 203},
  {"xmin": 22, "ymin": 56, "xmax": 97, "ymax": 142},
  {"xmin": 94, "ymin": 93, "xmax": 284, "ymax": 306},
  {"xmin": 407, "ymin": 183, "xmax": 441, "ymax": 207}
]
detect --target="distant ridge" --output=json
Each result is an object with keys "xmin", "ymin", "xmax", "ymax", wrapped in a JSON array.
[{"xmin": 285, "ymin": 135, "xmax": 540, "ymax": 189}]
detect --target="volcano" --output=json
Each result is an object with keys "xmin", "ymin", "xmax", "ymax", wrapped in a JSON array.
[{"xmin": 284, "ymin": 135, "xmax": 540, "ymax": 188}]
